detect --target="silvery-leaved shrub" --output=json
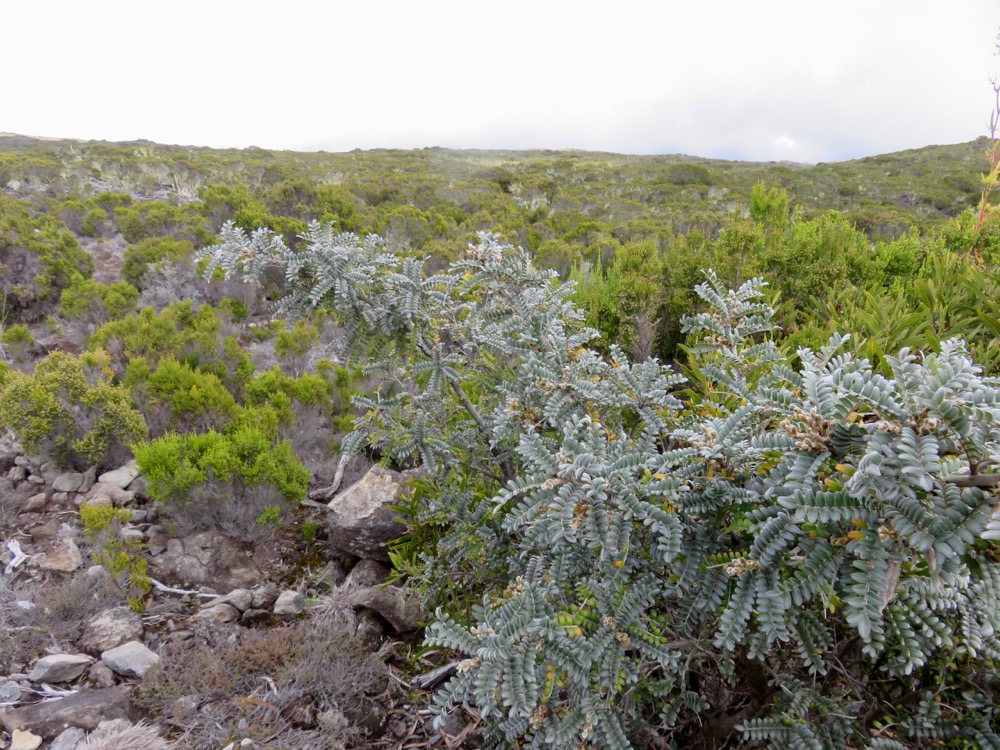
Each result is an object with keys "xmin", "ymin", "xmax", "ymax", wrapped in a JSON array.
[{"xmin": 201, "ymin": 224, "xmax": 1000, "ymax": 749}]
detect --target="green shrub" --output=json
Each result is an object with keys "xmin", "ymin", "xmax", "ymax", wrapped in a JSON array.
[
  {"xmin": 90, "ymin": 301, "xmax": 222, "ymax": 374},
  {"xmin": 60, "ymin": 276, "xmax": 139, "ymax": 321},
  {"xmin": 122, "ymin": 236, "xmax": 194, "ymax": 289},
  {"xmin": 133, "ymin": 421, "xmax": 309, "ymax": 541},
  {"xmin": 0, "ymin": 349, "xmax": 147, "ymax": 469},
  {"xmin": 0, "ymin": 195, "xmax": 93, "ymax": 322},
  {"xmin": 129, "ymin": 356, "xmax": 239, "ymax": 435},
  {"xmin": 1, "ymin": 323, "xmax": 33, "ymax": 346},
  {"xmin": 201, "ymin": 226, "xmax": 1000, "ymax": 750}
]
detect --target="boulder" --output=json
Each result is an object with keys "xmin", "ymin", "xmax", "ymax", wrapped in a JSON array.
[
  {"xmin": 81, "ymin": 483, "xmax": 134, "ymax": 508},
  {"xmin": 32, "ymin": 539, "xmax": 83, "ymax": 572},
  {"xmin": 347, "ymin": 559, "xmax": 390, "ymax": 587},
  {"xmin": 80, "ymin": 608, "xmax": 144, "ymax": 654},
  {"xmin": 100, "ymin": 641, "xmax": 160, "ymax": 678},
  {"xmin": 273, "ymin": 590, "xmax": 305, "ymax": 615},
  {"xmin": 202, "ymin": 588, "xmax": 252, "ymax": 613},
  {"xmin": 52, "ymin": 472, "xmax": 84, "ymax": 493},
  {"xmin": 192, "ymin": 603, "xmax": 240, "ymax": 623},
  {"xmin": 351, "ymin": 584, "xmax": 426, "ymax": 634},
  {"xmin": 148, "ymin": 531, "xmax": 260, "ymax": 590},
  {"xmin": 98, "ymin": 462, "xmax": 139, "ymax": 489},
  {"xmin": 21, "ymin": 493, "xmax": 46, "ymax": 513},
  {"xmin": 250, "ymin": 581, "xmax": 280, "ymax": 610},
  {"xmin": 325, "ymin": 468, "xmax": 408, "ymax": 561},
  {"xmin": 0, "ymin": 686, "xmax": 133, "ymax": 738},
  {"xmin": 27, "ymin": 653, "xmax": 92, "ymax": 683},
  {"xmin": 50, "ymin": 727, "xmax": 86, "ymax": 750}
]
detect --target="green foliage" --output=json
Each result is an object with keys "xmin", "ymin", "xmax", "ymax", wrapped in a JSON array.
[
  {"xmin": 133, "ymin": 421, "xmax": 310, "ymax": 531},
  {"xmin": 274, "ymin": 320, "xmax": 320, "ymax": 375},
  {"xmin": 202, "ymin": 226, "xmax": 1000, "ymax": 749},
  {"xmin": 90, "ymin": 300, "xmax": 223, "ymax": 373},
  {"xmin": 128, "ymin": 356, "xmax": 239, "ymax": 434},
  {"xmin": 243, "ymin": 367, "xmax": 332, "ymax": 425},
  {"xmin": 0, "ymin": 323, "xmax": 32, "ymax": 346},
  {"xmin": 0, "ymin": 349, "xmax": 147, "ymax": 470},
  {"xmin": 0, "ymin": 195, "xmax": 93, "ymax": 322},
  {"xmin": 59, "ymin": 276, "xmax": 139, "ymax": 320},
  {"xmin": 121, "ymin": 236, "xmax": 194, "ymax": 289},
  {"xmin": 80, "ymin": 503, "xmax": 151, "ymax": 611},
  {"xmin": 115, "ymin": 200, "xmax": 210, "ymax": 245}
]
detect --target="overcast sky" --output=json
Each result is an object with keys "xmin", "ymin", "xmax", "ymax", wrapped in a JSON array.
[{"xmin": 5, "ymin": 1, "xmax": 999, "ymax": 163}]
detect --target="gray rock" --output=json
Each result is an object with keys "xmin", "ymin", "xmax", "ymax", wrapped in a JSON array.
[
  {"xmin": 81, "ymin": 608, "xmax": 144, "ymax": 655},
  {"xmin": 347, "ymin": 559, "xmax": 390, "ymax": 587},
  {"xmin": 203, "ymin": 588, "xmax": 252, "ymax": 613},
  {"xmin": 118, "ymin": 527, "xmax": 144, "ymax": 544},
  {"xmin": 52, "ymin": 472, "xmax": 84, "ymax": 493},
  {"xmin": 239, "ymin": 608, "xmax": 270, "ymax": 626},
  {"xmin": 351, "ymin": 584, "xmax": 426, "ymax": 633},
  {"xmin": 97, "ymin": 462, "xmax": 139, "ymax": 489},
  {"xmin": 148, "ymin": 531, "xmax": 261, "ymax": 590},
  {"xmin": 88, "ymin": 661, "xmax": 117, "ymax": 689},
  {"xmin": 80, "ymin": 466, "xmax": 97, "ymax": 494},
  {"xmin": 325, "ymin": 468, "xmax": 408, "ymax": 561},
  {"xmin": 50, "ymin": 727, "xmax": 86, "ymax": 750},
  {"xmin": 14, "ymin": 455, "xmax": 30, "ymax": 467},
  {"xmin": 8, "ymin": 465, "xmax": 27, "ymax": 482},
  {"xmin": 77, "ymin": 493, "xmax": 111, "ymax": 509},
  {"xmin": 0, "ymin": 686, "xmax": 132, "ymax": 737},
  {"xmin": 100, "ymin": 641, "xmax": 160, "ymax": 678},
  {"xmin": 192, "ymin": 603, "xmax": 240, "ymax": 623},
  {"xmin": 21, "ymin": 493, "xmax": 47, "ymax": 513},
  {"xmin": 168, "ymin": 694, "xmax": 200, "ymax": 718},
  {"xmin": 273, "ymin": 590, "xmax": 305, "ymax": 615},
  {"xmin": 82, "ymin": 483, "xmax": 134, "ymax": 508},
  {"xmin": 354, "ymin": 611, "xmax": 386, "ymax": 650},
  {"xmin": 26, "ymin": 475, "xmax": 45, "ymax": 485},
  {"xmin": 32, "ymin": 539, "xmax": 84, "ymax": 572},
  {"xmin": 128, "ymin": 475, "xmax": 149, "ymax": 499},
  {"xmin": 39, "ymin": 462, "xmax": 62, "ymax": 484},
  {"xmin": 0, "ymin": 680, "xmax": 23, "ymax": 703},
  {"xmin": 0, "ymin": 441, "xmax": 21, "ymax": 474},
  {"xmin": 250, "ymin": 581, "xmax": 280, "ymax": 610},
  {"xmin": 27, "ymin": 653, "xmax": 92, "ymax": 683}
]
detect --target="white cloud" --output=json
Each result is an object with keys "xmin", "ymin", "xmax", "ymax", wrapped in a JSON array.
[{"xmin": 3, "ymin": 0, "xmax": 999, "ymax": 162}]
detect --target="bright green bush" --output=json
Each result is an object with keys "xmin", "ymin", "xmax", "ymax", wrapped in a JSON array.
[
  {"xmin": 0, "ymin": 350, "xmax": 147, "ymax": 469},
  {"xmin": 115, "ymin": 200, "xmax": 210, "ymax": 245},
  {"xmin": 90, "ymin": 301, "xmax": 222, "ymax": 373},
  {"xmin": 133, "ymin": 421, "xmax": 309, "ymax": 540},
  {"xmin": 128, "ymin": 356, "xmax": 239, "ymax": 434},
  {"xmin": 60, "ymin": 276, "xmax": 139, "ymax": 320},
  {"xmin": 1, "ymin": 323, "xmax": 33, "ymax": 346}
]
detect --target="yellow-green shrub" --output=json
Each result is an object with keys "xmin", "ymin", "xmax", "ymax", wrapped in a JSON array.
[{"xmin": 0, "ymin": 350, "xmax": 147, "ymax": 469}]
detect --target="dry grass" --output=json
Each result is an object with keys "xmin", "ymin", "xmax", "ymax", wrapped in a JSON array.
[{"xmin": 135, "ymin": 614, "xmax": 389, "ymax": 749}]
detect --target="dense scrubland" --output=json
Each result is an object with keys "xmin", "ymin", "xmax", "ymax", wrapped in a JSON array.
[{"xmin": 1, "ymin": 130, "xmax": 1000, "ymax": 749}]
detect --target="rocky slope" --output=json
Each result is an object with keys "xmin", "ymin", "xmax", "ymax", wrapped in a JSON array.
[{"xmin": 0, "ymin": 441, "xmax": 470, "ymax": 749}]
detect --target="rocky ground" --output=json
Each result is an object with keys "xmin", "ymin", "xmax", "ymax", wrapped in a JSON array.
[{"xmin": 0, "ymin": 441, "xmax": 476, "ymax": 749}]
